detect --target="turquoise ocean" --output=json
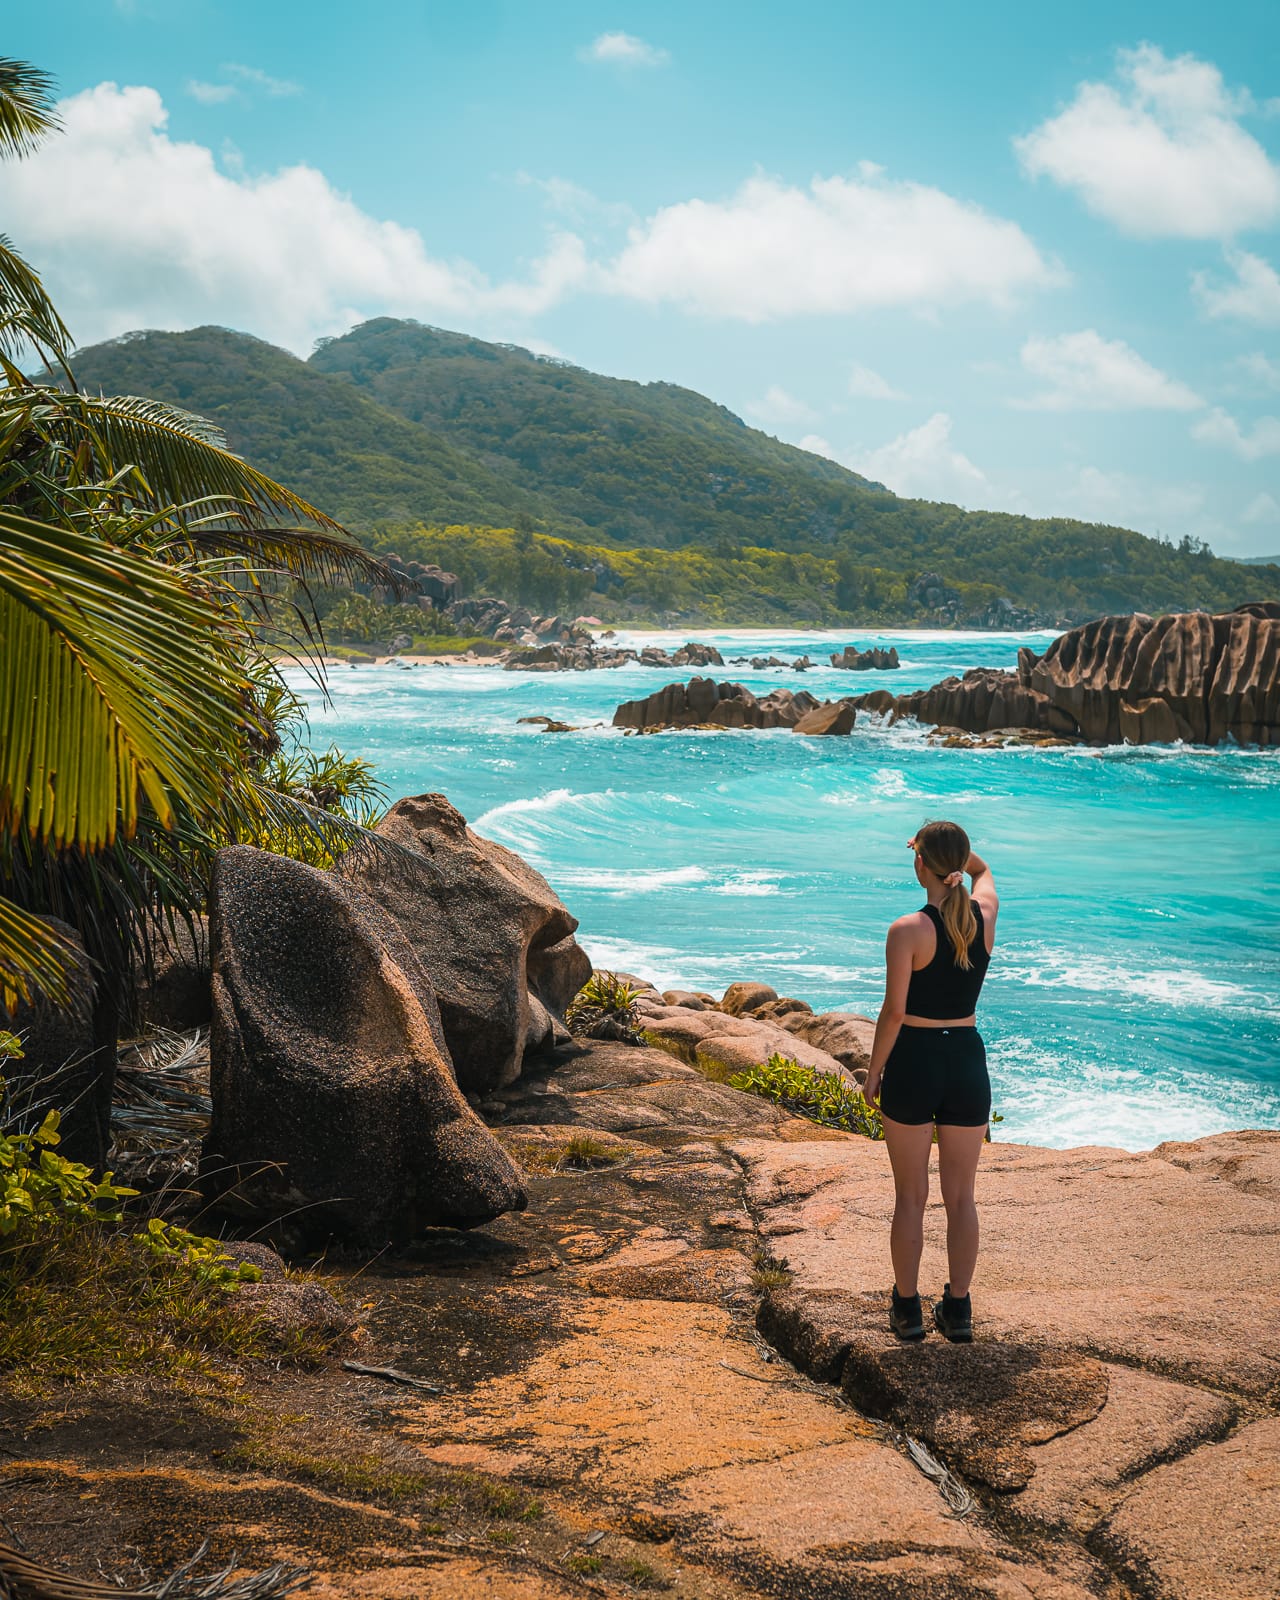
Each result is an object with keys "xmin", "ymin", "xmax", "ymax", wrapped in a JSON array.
[{"xmin": 287, "ymin": 629, "xmax": 1280, "ymax": 1152}]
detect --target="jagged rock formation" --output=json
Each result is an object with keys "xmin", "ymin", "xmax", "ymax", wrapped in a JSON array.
[
  {"xmin": 204, "ymin": 846, "xmax": 527, "ymax": 1245},
  {"xmin": 612, "ymin": 677, "xmax": 822, "ymax": 730},
  {"xmin": 375, "ymin": 554, "xmax": 461, "ymax": 608},
  {"xmin": 502, "ymin": 638, "xmax": 725, "ymax": 672},
  {"xmin": 851, "ymin": 606, "xmax": 1280, "ymax": 746},
  {"xmin": 794, "ymin": 701, "xmax": 857, "ymax": 736},
  {"xmin": 829, "ymin": 644, "xmax": 900, "ymax": 670},
  {"xmin": 446, "ymin": 595, "xmax": 592, "ymax": 649},
  {"xmin": 343, "ymin": 794, "xmax": 591, "ymax": 1093}
]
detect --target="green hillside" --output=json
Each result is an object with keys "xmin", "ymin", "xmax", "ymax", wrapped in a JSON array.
[
  {"xmin": 66, "ymin": 326, "xmax": 574, "ymax": 534},
  {"xmin": 309, "ymin": 320, "xmax": 1278, "ymax": 619},
  {"xmin": 63, "ymin": 321, "xmax": 1279, "ymax": 623}
]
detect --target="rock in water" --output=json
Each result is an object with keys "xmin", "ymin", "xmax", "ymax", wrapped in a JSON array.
[
  {"xmin": 863, "ymin": 607, "xmax": 1280, "ymax": 746},
  {"xmin": 612, "ymin": 677, "xmax": 823, "ymax": 730},
  {"xmin": 345, "ymin": 794, "xmax": 591, "ymax": 1094},
  {"xmin": 793, "ymin": 701, "xmax": 856, "ymax": 736},
  {"xmin": 204, "ymin": 846, "xmax": 527, "ymax": 1245}
]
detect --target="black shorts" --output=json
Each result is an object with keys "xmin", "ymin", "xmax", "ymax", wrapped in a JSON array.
[{"xmin": 880, "ymin": 1025, "xmax": 991, "ymax": 1127}]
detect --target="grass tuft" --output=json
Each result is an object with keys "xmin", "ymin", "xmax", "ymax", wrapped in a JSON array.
[{"xmin": 750, "ymin": 1245, "xmax": 793, "ymax": 1294}]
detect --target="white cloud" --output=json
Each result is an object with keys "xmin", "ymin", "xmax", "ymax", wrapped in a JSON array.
[
  {"xmin": 224, "ymin": 63, "xmax": 301, "ymax": 97},
  {"xmin": 1237, "ymin": 352, "xmax": 1280, "ymax": 388},
  {"xmin": 1017, "ymin": 329, "xmax": 1202, "ymax": 411},
  {"xmin": 605, "ymin": 171, "xmax": 1061, "ymax": 321},
  {"xmin": 1193, "ymin": 250, "xmax": 1280, "ymax": 325},
  {"xmin": 581, "ymin": 32, "xmax": 669, "ymax": 68},
  {"xmin": 744, "ymin": 385, "xmax": 817, "ymax": 425},
  {"xmin": 516, "ymin": 172, "xmax": 633, "ymax": 227},
  {"xmin": 798, "ymin": 433, "xmax": 836, "ymax": 460},
  {"xmin": 848, "ymin": 362, "xmax": 907, "ymax": 400},
  {"xmin": 184, "ymin": 63, "xmax": 301, "ymax": 106},
  {"xmin": 1016, "ymin": 44, "xmax": 1280, "ymax": 238},
  {"xmin": 850, "ymin": 413, "xmax": 1004, "ymax": 506},
  {"xmin": 186, "ymin": 79, "xmax": 237, "ymax": 105},
  {"xmin": 1191, "ymin": 407, "xmax": 1280, "ymax": 459},
  {"xmin": 1070, "ymin": 465, "xmax": 1207, "ymax": 526},
  {"xmin": 1243, "ymin": 491, "xmax": 1280, "ymax": 524},
  {"xmin": 0, "ymin": 83, "xmax": 589, "ymax": 354}
]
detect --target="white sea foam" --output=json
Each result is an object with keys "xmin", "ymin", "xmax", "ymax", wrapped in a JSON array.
[
  {"xmin": 555, "ymin": 864, "xmax": 709, "ymax": 893},
  {"xmin": 996, "ymin": 947, "xmax": 1264, "ymax": 1010},
  {"xmin": 989, "ymin": 1034, "xmax": 1279, "ymax": 1150},
  {"xmin": 716, "ymin": 872, "xmax": 782, "ymax": 896}
]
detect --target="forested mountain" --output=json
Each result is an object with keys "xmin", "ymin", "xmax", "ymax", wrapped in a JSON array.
[
  {"xmin": 65, "ymin": 321, "xmax": 1279, "ymax": 624},
  {"xmin": 66, "ymin": 327, "xmax": 576, "ymax": 534}
]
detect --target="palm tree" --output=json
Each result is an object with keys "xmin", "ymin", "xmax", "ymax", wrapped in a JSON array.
[{"xmin": 0, "ymin": 60, "xmax": 407, "ymax": 1161}]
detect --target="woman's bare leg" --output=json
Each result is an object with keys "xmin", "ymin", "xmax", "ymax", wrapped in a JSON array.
[
  {"xmin": 935, "ymin": 1123, "xmax": 987, "ymax": 1296},
  {"xmin": 882, "ymin": 1117, "xmax": 936, "ymax": 1296}
]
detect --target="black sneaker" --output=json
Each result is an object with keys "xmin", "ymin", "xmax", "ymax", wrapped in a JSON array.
[
  {"xmin": 889, "ymin": 1287, "xmax": 925, "ymax": 1342},
  {"xmin": 933, "ymin": 1283, "xmax": 973, "ymax": 1343}
]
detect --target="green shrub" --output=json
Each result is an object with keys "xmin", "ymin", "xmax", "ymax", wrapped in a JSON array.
[
  {"xmin": 729, "ymin": 1052, "xmax": 884, "ymax": 1140},
  {"xmin": 567, "ymin": 971, "xmax": 643, "ymax": 1041},
  {"xmin": 134, "ymin": 1217, "xmax": 262, "ymax": 1285}
]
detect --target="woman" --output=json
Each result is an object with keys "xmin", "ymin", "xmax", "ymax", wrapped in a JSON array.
[{"xmin": 862, "ymin": 820, "xmax": 998, "ymax": 1344}]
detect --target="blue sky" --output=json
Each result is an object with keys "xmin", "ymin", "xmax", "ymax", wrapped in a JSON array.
[{"xmin": 6, "ymin": 0, "xmax": 1280, "ymax": 556}]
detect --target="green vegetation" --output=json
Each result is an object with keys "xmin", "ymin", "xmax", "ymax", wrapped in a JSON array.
[
  {"xmin": 63, "ymin": 317, "xmax": 1278, "ymax": 624},
  {"xmin": 500, "ymin": 1130, "xmax": 633, "ymax": 1174},
  {"xmin": 0, "ymin": 1033, "xmax": 319, "ymax": 1388},
  {"xmin": 749, "ymin": 1245, "xmax": 794, "ymax": 1293},
  {"xmin": 0, "ymin": 61, "xmax": 398, "ymax": 1165},
  {"xmin": 730, "ymin": 1052, "xmax": 885, "ymax": 1139},
  {"xmin": 566, "ymin": 969, "xmax": 643, "ymax": 1040}
]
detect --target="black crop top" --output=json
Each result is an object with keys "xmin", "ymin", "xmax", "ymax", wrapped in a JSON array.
[{"xmin": 904, "ymin": 902, "xmax": 990, "ymax": 1019}]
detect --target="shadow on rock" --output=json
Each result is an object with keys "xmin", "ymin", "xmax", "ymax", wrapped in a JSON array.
[{"xmin": 760, "ymin": 1287, "xmax": 1109, "ymax": 1491}]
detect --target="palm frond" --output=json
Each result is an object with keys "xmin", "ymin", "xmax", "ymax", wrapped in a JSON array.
[
  {"xmin": 0, "ymin": 58, "xmax": 60, "ymax": 158},
  {"xmin": 171, "ymin": 518, "xmax": 414, "ymax": 593},
  {"xmin": 0, "ymin": 895, "xmax": 72, "ymax": 1010},
  {"xmin": 0, "ymin": 510, "xmax": 247, "ymax": 850},
  {"xmin": 52, "ymin": 391, "xmax": 348, "ymax": 531},
  {"xmin": 0, "ymin": 237, "xmax": 73, "ymax": 369}
]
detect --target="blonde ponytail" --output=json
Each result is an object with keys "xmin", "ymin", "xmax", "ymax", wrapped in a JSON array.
[
  {"xmin": 939, "ymin": 880, "xmax": 978, "ymax": 970},
  {"xmin": 913, "ymin": 818, "xmax": 978, "ymax": 968}
]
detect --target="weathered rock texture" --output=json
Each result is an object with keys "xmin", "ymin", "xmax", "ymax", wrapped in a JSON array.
[
  {"xmin": 830, "ymin": 644, "xmax": 900, "ymax": 670},
  {"xmin": 636, "ymin": 985, "xmax": 873, "ymax": 1084},
  {"xmin": 204, "ymin": 846, "xmax": 526, "ymax": 1244},
  {"xmin": 1, "ymin": 917, "xmax": 115, "ymax": 1167},
  {"xmin": 502, "ymin": 638, "xmax": 725, "ymax": 673},
  {"xmin": 613, "ymin": 677, "xmax": 823, "ymax": 730},
  {"xmin": 793, "ymin": 700, "xmax": 856, "ymax": 736},
  {"xmin": 345, "ymin": 794, "xmax": 590, "ymax": 1093},
  {"xmin": 132, "ymin": 915, "xmax": 210, "ymax": 1032},
  {"xmin": 6, "ymin": 1029, "xmax": 1277, "ymax": 1600},
  {"xmin": 856, "ymin": 606, "xmax": 1280, "ymax": 746}
]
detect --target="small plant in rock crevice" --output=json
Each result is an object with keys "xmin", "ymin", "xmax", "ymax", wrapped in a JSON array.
[
  {"xmin": 566, "ymin": 971, "xmax": 643, "ymax": 1042},
  {"xmin": 750, "ymin": 1245, "xmax": 793, "ymax": 1293}
]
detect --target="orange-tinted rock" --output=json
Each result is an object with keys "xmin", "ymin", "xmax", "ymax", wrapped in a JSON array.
[
  {"xmin": 793, "ymin": 700, "xmax": 856, "ymax": 736},
  {"xmin": 613, "ymin": 677, "xmax": 826, "ymax": 730},
  {"xmin": 859, "ymin": 607, "xmax": 1280, "ymax": 747}
]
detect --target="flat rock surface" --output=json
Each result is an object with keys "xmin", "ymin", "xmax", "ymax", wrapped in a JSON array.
[
  {"xmin": 733, "ymin": 1134, "xmax": 1280, "ymax": 1401},
  {"xmin": 5, "ymin": 1037, "xmax": 1277, "ymax": 1600},
  {"xmin": 1096, "ymin": 1416, "xmax": 1280, "ymax": 1600}
]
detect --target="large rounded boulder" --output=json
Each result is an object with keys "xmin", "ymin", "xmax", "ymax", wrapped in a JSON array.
[
  {"xmin": 344, "ymin": 794, "xmax": 591, "ymax": 1095},
  {"xmin": 203, "ymin": 846, "xmax": 526, "ymax": 1246}
]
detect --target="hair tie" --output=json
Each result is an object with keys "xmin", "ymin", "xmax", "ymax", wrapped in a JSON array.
[{"xmin": 944, "ymin": 871, "xmax": 963, "ymax": 888}]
